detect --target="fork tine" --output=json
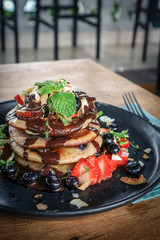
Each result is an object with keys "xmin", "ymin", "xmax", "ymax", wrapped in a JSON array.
[
  {"xmin": 127, "ymin": 92, "xmax": 142, "ymax": 116},
  {"xmin": 122, "ymin": 93, "xmax": 131, "ymax": 112},
  {"xmin": 124, "ymin": 92, "xmax": 136, "ymax": 114},
  {"xmin": 131, "ymin": 91, "xmax": 149, "ymax": 120}
]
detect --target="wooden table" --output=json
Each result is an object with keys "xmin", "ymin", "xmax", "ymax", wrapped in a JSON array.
[{"xmin": 0, "ymin": 59, "xmax": 160, "ymax": 240}]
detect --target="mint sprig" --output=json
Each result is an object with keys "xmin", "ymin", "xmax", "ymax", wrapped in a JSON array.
[
  {"xmin": 51, "ymin": 92, "xmax": 76, "ymax": 119},
  {"xmin": 34, "ymin": 79, "xmax": 66, "ymax": 95},
  {"xmin": 109, "ymin": 129, "xmax": 129, "ymax": 141}
]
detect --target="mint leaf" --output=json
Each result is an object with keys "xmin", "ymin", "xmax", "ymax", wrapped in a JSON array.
[
  {"xmin": 35, "ymin": 79, "xmax": 67, "ymax": 95},
  {"xmin": 51, "ymin": 92, "xmax": 76, "ymax": 118},
  {"xmin": 38, "ymin": 85, "xmax": 57, "ymax": 95},
  {"xmin": 35, "ymin": 80, "xmax": 57, "ymax": 87},
  {"xmin": 57, "ymin": 113, "xmax": 68, "ymax": 125}
]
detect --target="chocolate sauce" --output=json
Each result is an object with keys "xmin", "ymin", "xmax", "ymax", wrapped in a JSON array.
[
  {"xmin": 22, "ymin": 137, "xmax": 38, "ymax": 148},
  {"xmin": 26, "ymin": 118, "xmax": 45, "ymax": 133},
  {"xmin": 88, "ymin": 126, "xmax": 99, "ymax": 136},
  {"xmin": 1, "ymin": 143, "xmax": 13, "ymax": 161},
  {"xmin": 92, "ymin": 140, "xmax": 100, "ymax": 152},
  {"xmin": 46, "ymin": 135, "xmax": 71, "ymax": 149},
  {"xmin": 23, "ymin": 152, "xmax": 28, "ymax": 160},
  {"xmin": 40, "ymin": 165, "xmax": 65, "ymax": 178},
  {"xmin": 38, "ymin": 150, "xmax": 60, "ymax": 165}
]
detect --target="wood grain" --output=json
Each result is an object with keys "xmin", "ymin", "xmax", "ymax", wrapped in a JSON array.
[{"xmin": 0, "ymin": 59, "xmax": 160, "ymax": 240}]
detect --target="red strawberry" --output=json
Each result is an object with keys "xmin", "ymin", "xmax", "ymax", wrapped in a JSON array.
[
  {"xmin": 100, "ymin": 128, "xmax": 109, "ymax": 135},
  {"xmin": 111, "ymin": 149, "xmax": 129, "ymax": 166},
  {"xmin": 117, "ymin": 138, "xmax": 130, "ymax": 149},
  {"xmin": 14, "ymin": 94, "xmax": 24, "ymax": 105},
  {"xmin": 71, "ymin": 158, "xmax": 98, "ymax": 186},
  {"xmin": 71, "ymin": 112, "xmax": 78, "ymax": 118},
  {"xmin": 106, "ymin": 156, "xmax": 117, "ymax": 171},
  {"xmin": 87, "ymin": 155, "xmax": 102, "ymax": 183},
  {"xmin": 16, "ymin": 110, "xmax": 33, "ymax": 118},
  {"xmin": 97, "ymin": 155, "xmax": 112, "ymax": 181}
]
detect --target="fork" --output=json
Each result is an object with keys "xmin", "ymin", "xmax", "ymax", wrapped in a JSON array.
[{"xmin": 122, "ymin": 91, "xmax": 160, "ymax": 131}]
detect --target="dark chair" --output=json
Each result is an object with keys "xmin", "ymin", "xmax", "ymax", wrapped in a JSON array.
[
  {"xmin": 34, "ymin": 0, "xmax": 102, "ymax": 60},
  {"xmin": 131, "ymin": 0, "xmax": 160, "ymax": 62},
  {"xmin": 0, "ymin": 0, "xmax": 19, "ymax": 63},
  {"xmin": 156, "ymin": 39, "xmax": 160, "ymax": 95}
]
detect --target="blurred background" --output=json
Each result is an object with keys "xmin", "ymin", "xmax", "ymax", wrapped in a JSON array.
[{"xmin": 0, "ymin": 0, "xmax": 160, "ymax": 95}]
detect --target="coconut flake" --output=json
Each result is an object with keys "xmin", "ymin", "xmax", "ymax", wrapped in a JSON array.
[
  {"xmin": 112, "ymin": 154, "xmax": 122, "ymax": 161},
  {"xmin": 72, "ymin": 193, "xmax": 79, "ymax": 198},
  {"xmin": 99, "ymin": 115, "xmax": 115, "ymax": 123},
  {"xmin": 139, "ymin": 160, "xmax": 144, "ymax": 167},
  {"xmin": 81, "ymin": 98, "xmax": 89, "ymax": 114},
  {"xmin": 36, "ymin": 203, "xmax": 48, "ymax": 210},
  {"xmin": 144, "ymin": 148, "xmax": 152, "ymax": 154},
  {"xmin": 70, "ymin": 199, "xmax": 89, "ymax": 209},
  {"xmin": 34, "ymin": 194, "xmax": 42, "ymax": 199},
  {"xmin": 120, "ymin": 174, "xmax": 147, "ymax": 185},
  {"xmin": 142, "ymin": 154, "xmax": 149, "ymax": 160}
]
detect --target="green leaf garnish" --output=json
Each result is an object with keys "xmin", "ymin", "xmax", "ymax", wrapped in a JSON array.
[
  {"xmin": 79, "ymin": 166, "xmax": 89, "ymax": 178},
  {"xmin": 45, "ymin": 131, "xmax": 49, "ymax": 139},
  {"xmin": 0, "ymin": 159, "xmax": 6, "ymax": 166},
  {"xmin": 0, "ymin": 159, "xmax": 15, "ymax": 168},
  {"xmin": 45, "ymin": 119, "xmax": 49, "ymax": 126},
  {"xmin": 0, "ymin": 124, "xmax": 8, "ymax": 139},
  {"xmin": 0, "ymin": 140, "xmax": 5, "ymax": 147},
  {"xmin": 34, "ymin": 79, "xmax": 66, "ymax": 95},
  {"xmin": 57, "ymin": 113, "xmax": 69, "ymax": 125},
  {"xmin": 51, "ymin": 92, "xmax": 76, "ymax": 118},
  {"xmin": 97, "ymin": 111, "xmax": 103, "ymax": 118},
  {"xmin": 109, "ymin": 129, "xmax": 129, "ymax": 141},
  {"xmin": 129, "ymin": 141, "xmax": 140, "ymax": 150}
]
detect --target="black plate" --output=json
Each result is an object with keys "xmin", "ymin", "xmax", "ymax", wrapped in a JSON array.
[{"xmin": 0, "ymin": 100, "xmax": 160, "ymax": 218}]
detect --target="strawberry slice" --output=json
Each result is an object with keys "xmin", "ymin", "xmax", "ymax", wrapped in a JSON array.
[
  {"xmin": 16, "ymin": 109, "xmax": 33, "ymax": 118},
  {"xmin": 14, "ymin": 94, "xmax": 24, "ymax": 105},
  {"xmin": 100, "ymin": 128, "xmax": 109, "ymax": 135},
  {"xmin": 97, "ymin": 155, "xmax": 112, "ymax": 181},
  {"xmin": 87, "ymin": 155, "xmax": 102, "ymax": 183},
  {"xmin": 71, "ymin": 158, "xmax": 98, "ymax": 186},
  {"xmin": 106, "ymin": 156, "xmax": 118, "ymax": 171},
  {"xmin": 111, "ymin": 149, "xmax": 128, "ymax": 166},
  {"xmin": 117, "ymin": 137, "xmax": 130, "ymax": 149}
]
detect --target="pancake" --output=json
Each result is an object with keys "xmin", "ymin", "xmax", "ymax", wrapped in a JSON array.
[
  {"xmin": 11, "ymin": 136, "xmax": 102, "ymax": 165},
  {"xmin": 9, "ymin": 121, "xmax": 100, "ymax": 149},
  {"xmin": 15, "ymin": 155, "xmax": 75, "ymax": 173},
  {"xmin": 6, "ymin": 92, "xmax": 97, "ymax": 137}
]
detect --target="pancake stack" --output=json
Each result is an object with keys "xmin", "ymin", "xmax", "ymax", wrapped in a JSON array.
[{"xmin": 6, "ymin": 80, "xmax": 102, "ymax": 175}]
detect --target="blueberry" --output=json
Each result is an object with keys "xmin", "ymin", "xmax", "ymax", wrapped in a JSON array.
[
  {"xmin": 78, "ymin": 144, "xmax": 87, "ymax": 150},
  {"xmin": 21, "ymin": 171, "xmax": 39, "ymax": 185},
  {"xmin": 106, "ymin": 122, "xmax": 118, "ymax": 131},
  {"xmin": 125, "ymin": 161, "xmax": 142, "ymax": 177},
  {"xmin": 107, "ymin": 143, "xmax": 120, "ymax": 154},
  {"xmin": 65, "ymin": 176, "xmax": 79, "ymax": 190},
  {"xmin": 1, "ymin": 162, "xmax": 17, "ymax": 178},
  {"xmin": 46, "ymin": 173, "xmax": 62, "ymax": 191},
  {"xmin": 103, "ymin": 133, "xmax": 114, "ymax": 148},
  {"xmin": 25, "ymin": 94, "xmax": 35, "ymax": 104},
  {"xmin": 43, "ymin": 105, "xmax": 49, "ymax": 117},
  {"xmin": 75, "ymin": 96, "xmax": 81, "ymax": 112}
]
